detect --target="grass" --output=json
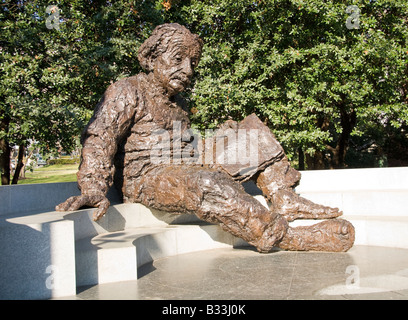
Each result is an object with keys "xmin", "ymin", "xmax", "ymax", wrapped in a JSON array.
[{"xmin": 16, "ymin": 163, "xmax": 79, "ymax": 185}]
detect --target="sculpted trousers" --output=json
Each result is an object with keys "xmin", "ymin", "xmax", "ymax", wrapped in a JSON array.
[{"xmin": 134, "ymin": 165, "xmax": 288, "ymax": 252}]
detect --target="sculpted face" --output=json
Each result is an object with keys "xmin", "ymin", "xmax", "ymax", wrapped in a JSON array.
[{"xmin": 153, "ymin": 37, "xmax": 201, "ymax": 96}]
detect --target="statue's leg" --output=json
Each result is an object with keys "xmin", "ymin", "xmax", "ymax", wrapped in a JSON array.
[
  {"xmin": 199, "ymin": 113, "xmax": 354, "ymax": 252},
  {"xmin": 134, "ymin": 165, "xmax": 288, "ymax": 253},
  {"xmin": 254, "ymin": 159, "xmax": 355, "ymax": 251},
  {"xmin": 211, "ymin": 113, "xmax": 342, "ymax": 222},
  {"xmin": 255, "ymin": 159, "xmax": 342, "ymax": 222}
]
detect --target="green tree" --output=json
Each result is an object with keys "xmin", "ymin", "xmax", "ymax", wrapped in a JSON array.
[
  {"xmin": 163, "ymin": 0, "xmax": 408, "ymax": 169},
  {"xmin": 1, "ymin": 1, "xmax": 85, "ymax": 184},
  {"xmin": 1, "ymin": 0, "xmax": 407, "ymax": 185},
  {"xmin": 0, "ymin": 0, "xmax": 164, "ymax": 184}
]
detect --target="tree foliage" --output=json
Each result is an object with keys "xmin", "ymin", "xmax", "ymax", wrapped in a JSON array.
[
  {"xmin": 166, "ymin": 0, "xmax": 408, "ymax": 169},
  {"xmin": 0, "ymin": 0, "xmax": 163, "ymax": 184}
]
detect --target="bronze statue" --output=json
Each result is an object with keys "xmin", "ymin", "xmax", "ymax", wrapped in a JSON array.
[{"xmin": 56, "ymin": 23, "xmax": 355, "ymax": 252}]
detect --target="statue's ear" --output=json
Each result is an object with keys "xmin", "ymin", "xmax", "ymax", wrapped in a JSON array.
[
  {"xmin": 138, "ymin": 41, "xmax": 154, "ymax": 72},
  {"xmin": 138, "ymin": 45, "xmax": 162, "ymax": 73},
  {"xmin": 146, "ymin": 55, "xmax": 158, "ymax": 72},
  {"xmin": 137, "ymin": 52, "xmax": 151, "ymax": 72}
]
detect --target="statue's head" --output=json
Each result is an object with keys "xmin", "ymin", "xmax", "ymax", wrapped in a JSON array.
[{"xmin": 138, "ymin": 23, "xmax": 203, "ymax": 96}]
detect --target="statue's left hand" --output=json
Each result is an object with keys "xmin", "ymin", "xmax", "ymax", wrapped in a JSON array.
[{"xmin": 55, "ymin": 194, "xmax": 110, "ymax": 221}]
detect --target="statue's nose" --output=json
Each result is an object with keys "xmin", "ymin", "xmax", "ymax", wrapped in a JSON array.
[{"xmin": 182, "ymin": 58, "xmax": 193, "ymax": 78}]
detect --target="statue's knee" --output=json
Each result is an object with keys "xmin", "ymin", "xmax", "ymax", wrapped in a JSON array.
[
  {"xmin": 271, "ymin": 159, "xmax": 301, "ymax": 188},
  {"xmin": 286, "ymin": 166, "xmax": 301, "ymax": 188},
  {"xmin": 199, "ymin": 169, "xmax": 228, "ymax": 187}
]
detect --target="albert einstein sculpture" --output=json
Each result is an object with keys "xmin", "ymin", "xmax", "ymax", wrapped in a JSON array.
[{"xmin": 56, "ymin": 23, "xmax": 355, "ymax": 252}]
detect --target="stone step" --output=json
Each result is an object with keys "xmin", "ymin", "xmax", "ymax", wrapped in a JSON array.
[
  {"xmin": 298, "ymin": 190, "xmax": 408, "ymax": 217},
  {"xmin": 296, "ymin": 167, "xmax": 408, "ymax": 192},
  {"xmin": 75, "ymin": 224, "xmax": 248, "ymax": 287},
  {"xmin": 345, "ymin": 215, "xmax": 408, "ymax": 249}
]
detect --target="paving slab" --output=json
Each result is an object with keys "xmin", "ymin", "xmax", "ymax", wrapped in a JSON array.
[{"xmin": 68, "ymin": 245, "xmax": 408, "ymax": 300}]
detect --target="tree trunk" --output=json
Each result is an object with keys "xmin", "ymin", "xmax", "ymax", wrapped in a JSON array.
[
  {"xmin": 11, "ymin": 144, "xmax": 25, "ymax": 185},
  {"xmin": 306, "ymin": 116, "xmax": 330, "ymax": 170},
  {"xmin": 329, "ymin": 107, "xmax": 357, "ymax": 169},
  {"xmin": 0, "ymin": 117, "xmax": 11, "ymax": 185},
  {"xmin": 305, "ymin": 149, "xmax": 326, "ymax": 169},
  {"xmin": 0, "ymin": 139, "xmax": 11, "ymax": 185},
  {"xmin": 298, "ymin": 147, "xmax": 305, "ymax": 170}
]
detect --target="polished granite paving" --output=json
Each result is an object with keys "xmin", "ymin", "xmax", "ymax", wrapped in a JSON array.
[{"xmin": 71, "ymin": 245, "xmax": 408, "ymax": 300}]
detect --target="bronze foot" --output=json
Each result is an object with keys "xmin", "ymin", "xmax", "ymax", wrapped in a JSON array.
[{"xmin": 276, "ymin": 219, "xmax": 355, "ymax": 252}]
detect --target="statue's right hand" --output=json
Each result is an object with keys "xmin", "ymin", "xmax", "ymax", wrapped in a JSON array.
[{"xmin": 55, "ymin": 194, "xmax": 110, "ymax": 221}]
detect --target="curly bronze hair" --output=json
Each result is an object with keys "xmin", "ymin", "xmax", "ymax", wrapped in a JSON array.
[{"xmin": 137, "ymin": 23, "xmax": 203, "ymax": 72}]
